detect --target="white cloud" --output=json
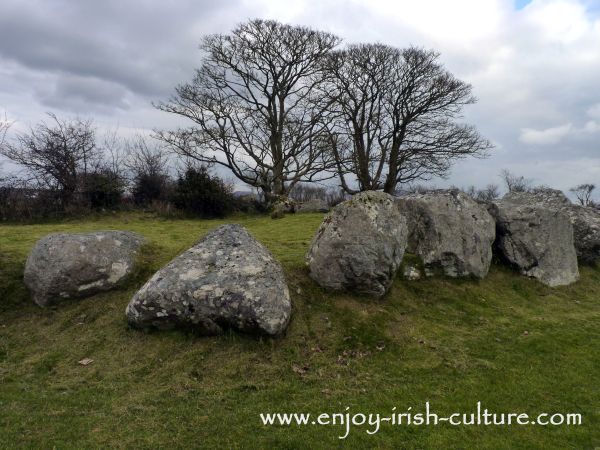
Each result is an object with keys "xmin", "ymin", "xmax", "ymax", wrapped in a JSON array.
[
  {"xmin": 525, "ymin": 0, "xmax": 590, "ymax": 43},
  {"xmin": 519, "ymin": 123, "xmax": 573, "ymax": 145},
  {"xmin": 583, "ymin": 120, "xmax": 600, "ymax": 133}
]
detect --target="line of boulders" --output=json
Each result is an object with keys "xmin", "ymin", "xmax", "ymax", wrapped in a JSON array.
[
  {"xmin": 307, "ymin": 188, "xmax": 599, "ymax": 293},
  {"xmin": 20, "ymin": 187, "xmax": 600, "ymax": 337}
]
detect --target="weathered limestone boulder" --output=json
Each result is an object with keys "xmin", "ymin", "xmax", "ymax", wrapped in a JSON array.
[
  {"xmin": 491, "ymin": 201, "xmax": 579, "ymax": 287},
  {"xmin": 297, "ymin": 198, "xmax": 329, "ymax": 213},
  {"xmin": 396, "ymin": 189, "xmax": 496, "ymax": 278},
  {"xmin": 24, "ymin": 231, "xmax": 144, "ymax": 307},
  {"xmin": 126, "ymin": 224, "xmax": 291, "ymax": 336},
  {"xmin": 306, "ymin": 191, "xmax": 407, "ymax": 297},
  {"xmin": 271, "ymin": 197, "xmax": 297, "ymax": 218},
  {"xmin": 503, "ymin": 188, "xmax": 600, "ymax": 263}
]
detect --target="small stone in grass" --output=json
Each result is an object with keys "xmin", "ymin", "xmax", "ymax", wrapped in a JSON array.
[{"xmin": 78, "ymin": 358, "xmax": 94, "ymax": 366}]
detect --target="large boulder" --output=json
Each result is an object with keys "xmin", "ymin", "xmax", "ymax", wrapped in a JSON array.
[
  {"xmin": 490, "ymin": 201, "xmax": 579, "ymax": 287},
  {"xmin": 306, "ymin": 191, "xmax": 407, "ymax": 297},
  {"xmin": 126, "ymin": 224, "xmax": 291, "ymax": 336},
  {"xmin": 503, "ymin": 188, "xmax": 600, "ymax": 264},
  {"xmin": 24, "ymin": 231, "xmax": 144, "ymax": 307},
  {"xmin": 396, "ymin": 189, "xmax": 496, "ymax": 278},
  {"xmin": 297, "ymin": 198, "xmax": 329, "ymax": 213},
  {"xmin": 271, "ymin": 197, "xmax": 297, "ymax": 215}
]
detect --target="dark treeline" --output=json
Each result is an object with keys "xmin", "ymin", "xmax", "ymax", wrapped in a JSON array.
[
  {"xmin": 0, "ymin": 114, "xmax": 249, "ymax": 221},
  {"xmin": 0, "ymin": 112, "xmax": 347, "ymax": 222}
]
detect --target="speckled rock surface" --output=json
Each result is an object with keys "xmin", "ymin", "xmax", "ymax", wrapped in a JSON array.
[
  {"xmin": 491, "ymin": 201, "xmax": 579, "ymax": 287},
  {"xmin": 306, "ymin": 191, "xmax": 407, "ymax": 297},
  {"xmin": 24, "ymin": 231, "xmax": 144, "ymax": 307},
  {"xmin": 126, "ymin": 224, "xmax": 291, "ymax": 336},
  {"xmin": 396, "ymin": 189, "xmax": 496, "ymax": 278},
  {"xmin": 502, "ymin": 188, "xmax": 600, "ymax": 264}
]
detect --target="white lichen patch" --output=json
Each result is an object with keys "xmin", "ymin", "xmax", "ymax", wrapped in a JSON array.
[
  {"xmin": 179, "ymin": 268, "xmax": 205, "ymax": 281},
  {"xmin": 192, "ymin": 285, "xmax": 223, "ymax": 299},
  {"xmin": 78, "ymin": 279, "xmax": 105, "ymax": 291},
  {"xmin": 108, "ymin": 262, "xmax": 129, "ymax": 283},
  {"xmin": 240, "ymin": 264, "xmax": 263, "ymax": 275}
]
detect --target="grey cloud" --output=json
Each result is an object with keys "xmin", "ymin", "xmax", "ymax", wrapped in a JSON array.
[
  {"xmin": 35, "ymin": 75, "xmax": 131, "ymax": 113},
  {"xmin": 0, "ymin": 0, "xmax": 241, "ymax": 99}
]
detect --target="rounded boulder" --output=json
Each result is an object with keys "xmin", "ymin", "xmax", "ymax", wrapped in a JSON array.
[
  {"xmin": 306, "ymin": 191, "xmax": 407, "ymax": 297},
  {"xmin": 24, "ymin": 231, "xmax": 145, "ymax": 307}
]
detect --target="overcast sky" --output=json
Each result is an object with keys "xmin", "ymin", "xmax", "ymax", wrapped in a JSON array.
[{"xmin": 1, "ymin": 0, "xmax": 599, "ymax": 195}]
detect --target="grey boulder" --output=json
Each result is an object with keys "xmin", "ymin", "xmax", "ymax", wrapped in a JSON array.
[
  {"xmin": 126, "ymin": 224, "xmax": 291, "ymax": 336},
  {"xmin": 503, "ymin": 188, "xmax": 600, "ymax": 264},
  {"xmin": 306, "ymin": 191, "xmax": 407, "ymax": 297},
  {"xmin": 24, "ymin": 231, "xmax": 144, "ymax": 307},
  {"xmin": 491, "ymin": 201, "xmax": 579, "ymax": 287},
  {"xmin": 396, "ymin": 189, "xmax": 496, "ymax": 278}
]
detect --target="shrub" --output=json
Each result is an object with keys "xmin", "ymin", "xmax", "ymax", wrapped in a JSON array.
[
  {"xmin": 171, "ymin": 167, "xmax": 235, "ymax": 218},
  {"xmin": 132, "ymin": 173, "xmax": 171, "ymax": 206},
  {"xmin": 79, "ymin": 171, "xmax": 123, "ymax": 209}
]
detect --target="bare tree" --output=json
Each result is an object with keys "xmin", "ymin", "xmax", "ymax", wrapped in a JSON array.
[
  {"xmin": 318, "ymin": 44, "xmax": 389, "ymax": 193},
  {"xmin": 155, "ymin": 19, "xmax": 341, "ymax": 204},
  {"xmin": 499, "ymin": 169, "xmax": 532, "ymax": 193},
  {"xmin": 98, "ymin": 129, "xmax": 128, "ymax": 184},
  {"xmin": 0, "ymin": 112, "xmax": 10, "ymax": 148},
  {"xmin": 477, "ymin": 183, "xmax": 500, "ymax": 201},
  {"xmin": 0, "ymin": 113, "xmax": 97, "ymax": 206},
  {"xmin": 124, "ymin": 134, "xmax": 171, "ymax": 205},
  {"xmin": 289, "ymin": 183, "xmax": 328, "ymax": 202},
  {"xmin": 463, "ymin": 185, "xmax": 478, "ymax": 198},
  {"xmin": 463, "ymin": 183, "xmax": 500, "ymax": 201},
  {"xmin": 320, "ymin": 44, "xmax": 491, "ymax": 194},
  {"xmin": 124, "ymin": 135, "xmax": 170, "ymax": 179},
  {"xmin": 570, "ymin": 183, "xmax": 595, "ymax": 206}
]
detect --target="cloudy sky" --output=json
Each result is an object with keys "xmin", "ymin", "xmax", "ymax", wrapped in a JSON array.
[{"xmin": 1, "ymin": 0, "xmax": 599, "ymax": 196}]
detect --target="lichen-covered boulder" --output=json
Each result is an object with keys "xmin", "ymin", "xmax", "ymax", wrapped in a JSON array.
[
  {"xmin": 272, "ymin": 197, "xmax": 297, "ymax": 212},
  {"xmin": 24, "ymin": 231, "xmax": 144, "ymax": 307},
  {"xmin": 297, "ymin": 198, "xmax": 330, "ymax": 213},
  {"xmin": 306, "ymin": 191, "xmax": 407, "ymax": 297},
  {"xmin": 491, "ymin": 201, "xmax": 579, "ymax": 287},
  {"xmin": 126, "ymin": 224, "xmax": 291, "ymax": 336},
  {"xmin": 503, "ymin": 188, "xmax": 600, "ymax": 264},
  {"xmin": 396, "ymin": 189, "xmax": 496, "ymax": 278},
  {"xmin": 402, "ymin": 264, "xmax": 422, "ymax": 281}
]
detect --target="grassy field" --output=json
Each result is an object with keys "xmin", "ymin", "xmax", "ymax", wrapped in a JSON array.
[{"xmin": 0, "ymin": 212, "xmax": 599, "ymax": 449}]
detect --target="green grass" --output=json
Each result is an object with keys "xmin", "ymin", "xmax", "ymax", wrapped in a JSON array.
[{"xmin": 0, "ymin": 211, "xmax": 599, "ymax": 449}]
